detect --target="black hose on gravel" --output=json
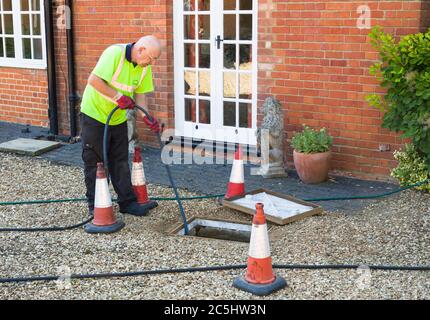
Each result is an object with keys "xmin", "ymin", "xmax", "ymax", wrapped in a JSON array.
[
  {"xmin": 1, "ymin": 264, "xmax": 430, "ymax": 284},
  {"xmin": 0, "ymin": 217, "xmax": 93, "ymax": 233}
]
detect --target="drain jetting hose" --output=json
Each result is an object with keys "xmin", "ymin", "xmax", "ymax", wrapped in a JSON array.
[
  {"xmin": 2, "ymin": 178, "xmax": 429, "ymax": 207},
  {"xmin": 0, "ymin": 217, "xmax": 93, "ymax": 233},
  {"xmin": 1, "ymin": 178, "xmax": 430, "ymax": 232},
  {"xmin": 103, "ymin": 105, "xmax": 189, "ymax": 235},
  {"xmin": 1, "ymin": 263, "xmax": 430, "ymax": 284},
  {"xmin": 1, "ymin": 152, "xmax": 430, "ymax": 281}
]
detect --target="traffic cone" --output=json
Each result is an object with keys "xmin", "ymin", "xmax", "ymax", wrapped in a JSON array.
[
  {"xmin": 84, "ymin": 163, "xmax": 125, "ymax": 234},
  {"xmin": 225, "ymin": 145, "xmax": 245, "ymax": 199},
  {"xmin": 233, "ymin": 203, "xmax": 287, "ymax": 296},
  {"xmin": 131, "ymin": 147, "xmax": 158, "ymax": 211}
]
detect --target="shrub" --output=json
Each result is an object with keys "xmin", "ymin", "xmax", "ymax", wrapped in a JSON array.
[
  {"xmin": 291, "ymin": 125, "xmax": 333, "ymax": 154},
  {"xmin": 367, "ymin": 26, "xmax": 430, "ymax": 166},
  {"xmin": 391, "ymin": 144, "xmax": 430, "ymax": 192}
]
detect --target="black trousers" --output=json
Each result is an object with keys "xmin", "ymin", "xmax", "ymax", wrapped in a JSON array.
[{"xmin": 80, "ymin": 113, "xmax": 136, "ymax": 210}]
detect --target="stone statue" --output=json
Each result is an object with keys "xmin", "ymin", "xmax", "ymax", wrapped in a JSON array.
[{"xmin": 255, "ymin": 97, "xmax": 287, "ymax": 178}]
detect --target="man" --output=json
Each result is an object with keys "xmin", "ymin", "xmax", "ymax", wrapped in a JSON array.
[{"xmin": 80, "ymin": 35, "xmax": 161, "ymax": 216}]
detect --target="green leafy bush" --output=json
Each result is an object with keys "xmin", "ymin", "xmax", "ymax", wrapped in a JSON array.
[
  {"xmin": 391, "ymin": 144, "xmax": 430, "ymax": 192},
  {"xmin": 367, "ymin": 26, "xmax": 430, "ymax": 166},
  {"xmin": 291, "ymin": 125, "xmax": 333, "ymax": 154}
]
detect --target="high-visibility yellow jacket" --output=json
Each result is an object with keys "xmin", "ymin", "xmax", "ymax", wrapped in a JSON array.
[{"xmin": 80, "ymin": 44, "xmax": 154, "ymax": 125}]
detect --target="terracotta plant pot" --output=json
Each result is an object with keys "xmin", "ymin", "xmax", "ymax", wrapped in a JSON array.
[{"xmin": 293, "ymin": 150, "xmax": 331, "ymax": 184}]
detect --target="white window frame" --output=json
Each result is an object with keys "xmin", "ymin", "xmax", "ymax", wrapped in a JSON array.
[
  {"xmin": 0, "ymin": 0, "xmax": 47, "ymax": 69},
  {"xmin": 173, "ymin": 0, "xmax": 258, "ymax": 145}
]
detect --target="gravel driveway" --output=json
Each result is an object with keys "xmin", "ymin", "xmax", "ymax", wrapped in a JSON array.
[{"xmin": 0, "ymin": 153, "xmax": 429, "ymax": 300}]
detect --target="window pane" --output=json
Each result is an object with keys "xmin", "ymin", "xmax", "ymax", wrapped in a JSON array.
[
  {"xmin": 185, "ymin": 98, "xmax": 196, "ymax": 122},
  {"xmin": 198, "ymin": 14, "xmax": 210, "ymax": 40},
  {"xmin": 224, "ymin": 72, "xmax": 236, "ymax": 98},
  {"xmin": 224, "ymin": 44, "xmax": 236, "ymax": 69},
  {"xmin": 184, "ymin": 15, "xmax": 195, "ymax": 40},
  {"xmin": 184, "ymin": 43, "xmax": 196, "ymax": 67},
  {"xmin": 0, "ymin": 38, "xmax": 4, "ymax": 57},
  {"xmin": 184, "ymin": 0, "xmax": 195, "ymax": 11},
  {"xmin": 223, "ymin": 102, "xmax": 236, "ymax": 127},
  {"xmin": 2, "ymin": 0, "xmax": 12, "ymax": 11},
  {"xmin": 224, "ymin": 0, "xmax": 236, "ymax": 10},
  {"xmin": 184, "ymin": 70, "xmax": 196, "ymax": 95},
  {"xmin": 4, "ymin": 14, "xmax": 13, "ymax": 34},
  {"xmin": 21, "ymin": 14, "xmax": 30, "ymax": 35},
  {"xmin": 198, "ymin": 70, "xmax": 210, "ymax": 97},
  {"xmin": 199, "ymin": 100, "xmax": 210, "ymax": 124},
  {"xmin": 0, "ymin": 15, "xmax": 3, "ymax": 34},
  {"xmin": 31, "ymin": 0, "xmax": 40, "ymax": 11},
  {"xmin": 199, "ymin": 43, "xmax": 210, "ymax": 68},
  {"xmin": 5, "ymin": 37, "xmax": 14, "ymax": 58},
  {"xmin": 32, "ymin": 14, "xmax": 40, "ymax": 35},
  {"xmin": 22, "ymin": 38, "xmax": 31, "ymax": 59},
  {"xmin": 21, "ymin": 0, "xmax": 29, "ymax": 11},
  {"xmin": 239, "ymin": 73, "xmax": 252, "ymax": 99},
  {"xmin": 239, "ymin": 14, "xmax": 252, "ymax": 40},
  {"xmin": 33, "ymin": 38, "xmax": 42, "ymax": 59},
  {"xmin": 224, "ymin": 14, "xmax": 236, "ymax": 40},
  {"xmin": 240, "ymin": 0, "xmax": 252, "ymax": 10},
  {"xmin": 198, "ymin": 0, "xmax": 210, "ymax": 11},
  {"xmin": 239, "ymin": 103, "xmax": 252, "ymax": 128},
  {"xmin": 239, "ymin": 44, "xmax": 252, "ymax": 64}
]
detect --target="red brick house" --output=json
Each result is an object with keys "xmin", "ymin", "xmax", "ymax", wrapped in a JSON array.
[{"xmin": 1, "ymin": 0, "xmax": 429, "ymax": 180}]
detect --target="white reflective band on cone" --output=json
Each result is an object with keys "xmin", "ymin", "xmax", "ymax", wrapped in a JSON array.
[
  {"xmin": 131, "ymin": 162, "xmax": 146, "ymax": 186},
  {"xmin": 94, "ymin": 178, "xmax": 113, "ymax": 208},
  {"xmin": 248, "ymin": 224, "xmax": 271, "ymax": 259},
  {"xmin": 229, "ymin": 160, "xmax": 244, "ymax": 183}
]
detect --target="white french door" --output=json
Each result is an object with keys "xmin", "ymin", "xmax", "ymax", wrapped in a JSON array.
[{"xmin": 174, "ymin": 0, "xmax": 258, "ymax": 145}]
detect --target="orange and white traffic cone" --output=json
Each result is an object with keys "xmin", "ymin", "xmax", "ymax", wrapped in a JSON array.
[
  {"xmin": 225, "ymin": 145, "xmax": 245, "ymax": 199},
  {"xmin": 84, "ymin": 162, "xmax": 125, "ymax": 234},
  {"xmin": 131, "ymin": 147, "xmax": 158, "ymax": 211},
  {"xmin": 233, "ymin": 203, "xmax": 286, "ymax": 296}
]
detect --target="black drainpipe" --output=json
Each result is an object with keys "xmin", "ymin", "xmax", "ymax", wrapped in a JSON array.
[
  {"xmin": 65, "ymin": 0, "xmax": 78, "ymax": 138},
  {"xmin": 44, "ymin": 0, "xmax": 58, "ymax": 136}
]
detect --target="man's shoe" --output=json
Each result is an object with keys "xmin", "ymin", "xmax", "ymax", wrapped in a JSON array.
[{"xmin": 119, "ymin": 201, "xmax": 150, "ymax": 217}]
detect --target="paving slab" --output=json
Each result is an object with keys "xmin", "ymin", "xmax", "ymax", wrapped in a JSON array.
[{"xmin": 0, "ymin": 138, "xmax": 61, "ymax": 156}]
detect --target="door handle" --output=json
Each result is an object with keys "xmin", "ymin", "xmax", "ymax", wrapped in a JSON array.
[{"xmin": 215, "ymin": 35, "xmax": 223, "ymax": 49}]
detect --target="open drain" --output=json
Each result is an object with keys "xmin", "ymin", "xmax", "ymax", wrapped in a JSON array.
[{"xmin": 170, "ymin": 217, "xmax": 261, "ymax": 243}]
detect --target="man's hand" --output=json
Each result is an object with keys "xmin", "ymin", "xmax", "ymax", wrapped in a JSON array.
[
  {"xmin": 142, "ymin": 113, "xmax": 160, "ymax": 134},
  {"xmin": 116, "ymin": 95, "xmax": 136, "ymax": 110}
]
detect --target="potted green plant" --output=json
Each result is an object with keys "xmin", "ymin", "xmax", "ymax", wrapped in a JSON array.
[{"xmin": 291, "ymin": 125, "xmax": 333, "ymax": 184}]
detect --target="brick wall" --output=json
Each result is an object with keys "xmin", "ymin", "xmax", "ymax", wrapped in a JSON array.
[
  {"xmin": 0, "ymin": 0, "xmax": 67, "ymax": 131},
  {"xmin": 2, "ymin": 1, "xmax": 430, "ymax": 180},
  {"xmin": 0, "ymin": 64, "xmax": 48, "ymax": 127},
  {"xmin": 70, "ymin": 0, "xmax": 174, "ymax": 145},
  {"xmin": 257, "ymin": 0, "xmax": 430, "ymax": 180},
  {"xmin": 420, "ymin": 0, "xmax": 430, "ymax": 29}
]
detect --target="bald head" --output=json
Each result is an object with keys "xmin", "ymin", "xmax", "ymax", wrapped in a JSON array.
[{"xmin": 132, "ymin": 35, "xmax": 162, "ymax": 67}]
